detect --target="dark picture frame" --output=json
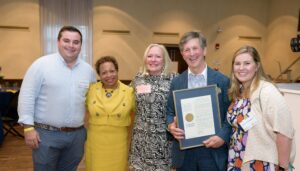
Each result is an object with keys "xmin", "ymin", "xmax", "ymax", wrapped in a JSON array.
[{"xmin": 173, "ymin": 85, "xmax": 222, "ymax": 150}]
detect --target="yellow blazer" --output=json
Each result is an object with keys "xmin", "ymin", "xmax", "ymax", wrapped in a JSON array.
[{"xmin": 86, "ymin": 80, "xmax": 135, "ymax": 127}]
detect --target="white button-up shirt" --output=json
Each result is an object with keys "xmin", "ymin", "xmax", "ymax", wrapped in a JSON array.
[
  {"xmin": 18, "ymin": 53, "xmax": 96, "ymax": 127},
  {"xmin": 188, "ymin": 65, "xmax": 208, "ymax": 88}
]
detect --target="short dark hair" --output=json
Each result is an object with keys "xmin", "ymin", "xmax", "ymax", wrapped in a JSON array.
[
  {"xmin": 57, "ymin": 26, "xmax": 82, "ymax": 43},
  {"xmin": 95, "ymin": 56, "xmax": 119, "ymax": 75},
  {"xmin": 179, "ymin": 31, "xmax": 207, "ymax": 52}
]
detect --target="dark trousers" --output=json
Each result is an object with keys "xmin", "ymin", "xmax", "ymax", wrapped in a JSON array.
[{"xmin": 176, "ymin": 147, "xmax": 220, "ymax": 171}]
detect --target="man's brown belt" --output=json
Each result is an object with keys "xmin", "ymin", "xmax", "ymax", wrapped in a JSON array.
[{"xmin": 34, "ymin": 122, "xmax": 84, "ymax": 132}]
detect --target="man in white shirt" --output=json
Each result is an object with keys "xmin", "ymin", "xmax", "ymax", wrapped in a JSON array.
[{"xmin": 18, "ymin": 26, "xmax": 96, "ymax": 171}]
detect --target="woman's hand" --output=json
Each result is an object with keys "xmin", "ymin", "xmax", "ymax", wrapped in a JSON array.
[{"xmin": 277, "ymin": 133, "xmax": 292, "ymax": 171}]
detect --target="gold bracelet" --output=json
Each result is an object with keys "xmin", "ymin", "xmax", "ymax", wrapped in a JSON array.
[{"xmin": 24, "ymin": 127, "xmax": 35, "ymax": 132}]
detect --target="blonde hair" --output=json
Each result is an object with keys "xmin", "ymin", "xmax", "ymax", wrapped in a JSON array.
[
  {"xmin": 228, "ymin": 45, "xmax": 271, "ymax": 100},
  {"xmin": 140, "ymin": 44, "xmax": 172, "ymax": 76}
]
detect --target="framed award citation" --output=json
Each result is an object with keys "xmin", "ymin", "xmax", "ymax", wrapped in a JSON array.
[{"xmin": 173, "ymin": 85, "xmax": 222, "ymax": 150}]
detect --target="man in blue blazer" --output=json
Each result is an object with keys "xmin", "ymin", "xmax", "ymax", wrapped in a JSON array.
[{"xmin": 166, "ymin": 31, "xmax": 231, "ymax": 171}]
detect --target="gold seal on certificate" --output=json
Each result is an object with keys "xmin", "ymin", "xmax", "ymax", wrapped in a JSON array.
[{"xmin": 185, "ymin": 113, "xmax": 194, "ymax": 122}]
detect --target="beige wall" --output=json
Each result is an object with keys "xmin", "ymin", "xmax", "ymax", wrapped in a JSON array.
[
  {"xmin": 266, "ymin": 0, "xmax": 300, "ymax": 81},
  {"xmin": 0, "ymin": 0, "xmax": 40, "ymax": 79},
  {"xmin": 93, "ymin": 0, "xmax": 271, "ymax": 79},
  {"xmin": 0, "ymin": 0, "xmax": 300, "ymax": 80}
]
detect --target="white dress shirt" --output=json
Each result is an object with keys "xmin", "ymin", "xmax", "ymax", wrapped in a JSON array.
[{"xmin": 188, "ymin": 65, "xmax": 208, "ymax": 88}]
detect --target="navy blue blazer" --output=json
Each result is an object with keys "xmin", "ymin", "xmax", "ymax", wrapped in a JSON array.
[{"xmin": 166, "ymin": 67, "xmax": 231, "ymax": 170}]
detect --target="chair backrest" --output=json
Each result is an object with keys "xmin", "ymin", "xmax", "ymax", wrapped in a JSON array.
[
  {"xmin": 4, "ymin": 91, "xmax": 19, "ymax": 120},
  {"xmin": 0, "ymin": 92, "xmax": 12, "ymax": 115}
]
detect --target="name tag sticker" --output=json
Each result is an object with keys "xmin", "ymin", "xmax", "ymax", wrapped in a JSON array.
[
  {"xmin": 136, "ymin": 84, "xmax": 151, "ymax": 94},
  {"xmin": 78, "ymin": 80, "xmax": 89, "ymax": 88},
  {"xmin": 239, "ymin": 112, "xmax": 257, "ymax": 132}
]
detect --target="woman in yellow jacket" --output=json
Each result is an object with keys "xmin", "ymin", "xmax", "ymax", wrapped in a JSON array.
[{"xmin": 85, "ymin": 56, "xmax": 135, "ymax": 171}]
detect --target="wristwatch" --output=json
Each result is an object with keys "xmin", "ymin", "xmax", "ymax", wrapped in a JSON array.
[
  {"xmin": 166, "ymin": 124, "xmax": 171, "ymax": 132},
  {"xmin": 279, "ymin": 166, "xmax": 289, "ymax": 171},
  {"xmin": 279, "ymin": 166, "xmax": 285, "ymax": 171}
]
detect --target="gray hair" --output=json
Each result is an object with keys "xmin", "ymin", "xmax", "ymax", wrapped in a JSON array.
[{"xmin": 179, "ymin": 31, "xmax": 207, "ymax": 52}]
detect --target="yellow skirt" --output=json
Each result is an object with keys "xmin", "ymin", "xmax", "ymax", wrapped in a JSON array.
[{"xmin": 85, "ymin": 125, "xmax": 128, "ymax": 171}]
